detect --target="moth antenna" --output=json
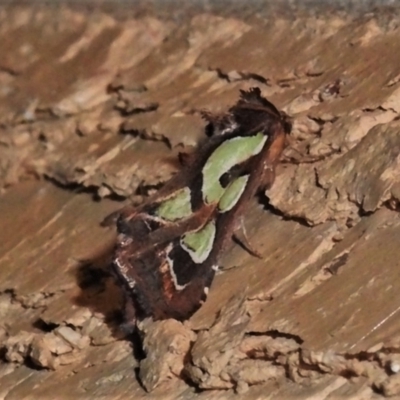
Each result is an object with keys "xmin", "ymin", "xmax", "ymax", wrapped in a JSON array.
[
  {"xmin": 232, "ymin": 217, "xmax": 263, "ymax": 259},
  {"xmin": 200, "ymin": 109, "xmax": 214, "ymax": 122},
  {"xmin": 101, "ymin": 210, "xmax": 121, "ymax": 227},
  {"xmin": 200, "ymin": 109, "xmax": 229, "ymax": 124}
]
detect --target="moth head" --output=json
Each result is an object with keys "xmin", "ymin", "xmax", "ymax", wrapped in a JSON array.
[{"xmin": 200, "ymin": 109, "xmax": 237, "ymax": 137}]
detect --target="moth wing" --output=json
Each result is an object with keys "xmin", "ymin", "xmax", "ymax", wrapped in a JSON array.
[
  {"xmin": 114, "ymin": 216, "xmax": 217, "ymax": 321},
  {"xmin": 112, "ymin": 87, "xmax": 291, "ymax": 323}
]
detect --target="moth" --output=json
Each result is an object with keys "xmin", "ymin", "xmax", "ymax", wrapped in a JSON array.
[{"xmin": 110, "ymin": 88, "xmax": 292, "ymax": 324}]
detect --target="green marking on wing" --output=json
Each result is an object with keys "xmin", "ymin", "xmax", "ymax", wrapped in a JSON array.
[
  {"xmin": 181, "ymin": 221, "xmax": 216, "ymax": 263},
  {"xmin": 218, "ymin": 174, "xmax": 249, "ymax": 212},
  {"xmin": 156, "ymin": 187, "xmax": 192, "ymax": 221},
  {"xmin": 202, "ymin": 132, "xmax": 267, "ymax": 205}
]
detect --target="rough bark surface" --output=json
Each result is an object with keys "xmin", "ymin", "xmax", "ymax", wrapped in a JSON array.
[{"xmin": 1, "ymin": 3, "xmax": 400, "ymax": 398}]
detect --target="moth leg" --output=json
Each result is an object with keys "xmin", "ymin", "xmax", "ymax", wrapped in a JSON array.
[
  {"xmin": 232, "ymin": 216, "xmax": 262, "ymax": 259},
  {"xmin": 281, "ymin": 149, "xmax": 340, "ymax": 164},
  {"xmin": 259, "ymin": 164, "xmax": 276, "ymax": 191},
  {"xmin": 119, "ymin": 292, "xmax": 137, "ymax": 335},
  {"xmin": 100, "ymin": 205, "xmax": 137, "ymax": 227},
  {"xmin": 282, "ymin": 136, "xmax": 340, "ymax": 164}
]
